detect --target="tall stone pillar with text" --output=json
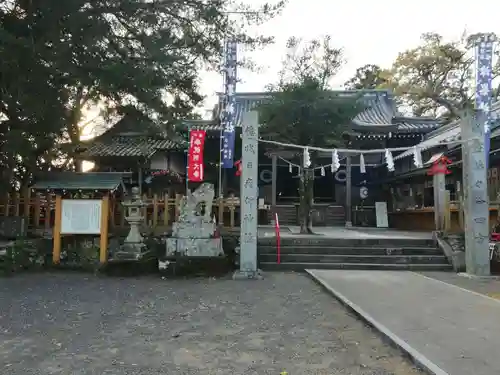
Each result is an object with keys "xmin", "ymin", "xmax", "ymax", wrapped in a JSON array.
[
  {"xmin": 461, "ymin": 111, "xmax": 490, "ymax": 276},
  {"xmin": 233, "ymin": 111, "xmax": 263, "ymax": 280}
]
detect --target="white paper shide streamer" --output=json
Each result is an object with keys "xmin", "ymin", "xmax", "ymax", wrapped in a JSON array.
[
  {"xmin": 289, "ymin": 163, "xmax": 292, "ymax": 173},
  {"xmin": 412, "ymin": 146, "xmax": 423, "ymax": 168},
  {"xmin": 359, "ymin": 153, "xmax": 366, "ymax": 174},
  {"xmin": 385, "ymin": 149, "xmax": 395, "ymax": 172},
  {"xmin": 320, "ymin": 166, "xmax": 325, "ymax": 176},
  {"xmin": 331, "ymin": 149, "xmax": 340, "ymax": 172},
  {"xmin": 303, "ymin": 147, "xmax": 311, "ymax": 168}
]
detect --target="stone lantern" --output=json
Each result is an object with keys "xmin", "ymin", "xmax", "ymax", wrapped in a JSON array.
[{"xmin": 119, "ymin": 186, "xmax": 146, "ymax": 259}]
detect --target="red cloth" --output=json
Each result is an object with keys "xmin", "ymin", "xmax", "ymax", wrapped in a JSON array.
[
  {"xmin": 188, "ymin": 130, "xmax": 206, "ymax": 182},
  {"xmin": 491, "ymin": 233, "xmax": 500, "ymax": 241}
]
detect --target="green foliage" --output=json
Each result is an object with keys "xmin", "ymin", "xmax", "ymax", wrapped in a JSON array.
[
  {"xmin": 1, "ymin": 239, "xmax": 48, "ymax": 274},
  {"xmin": 257, "ymin": 36, "xmax": 363, "ymax": 233},
  {"xmin": 258, "ymin": 79, "xmax": 363, "ymax": 148},
  {"xmin": 259, "ymin": 36, "xmax": 363, "ymax": 149},
  {"xmin": 381, "ymin": 32, "xmax": 500, "ymax": 121},
  {"xmin": 0, "ymin": 0, "xmax": 285, "ymax": 182},
  {"xmin": 344, "ymin": 64, "xmax": 386, "ymax": 90}
]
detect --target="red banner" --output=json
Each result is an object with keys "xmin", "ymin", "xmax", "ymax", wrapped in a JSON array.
[{"xmin": 188, "ymin": 130, "xmax": 206, "ymax": 182}]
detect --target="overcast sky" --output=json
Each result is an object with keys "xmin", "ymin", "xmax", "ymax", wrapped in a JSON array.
[{"xmin": 199, "ymin": 0, "xmax": 500, "ymax": 113}]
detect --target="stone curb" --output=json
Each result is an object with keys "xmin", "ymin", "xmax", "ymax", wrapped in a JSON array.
[{"xmin": 305, "ymin": 269, "xmax": 449, "ymax": 375}]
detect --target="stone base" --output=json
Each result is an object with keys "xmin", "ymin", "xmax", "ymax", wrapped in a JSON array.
[
  {"xmin": 458, "ymin": 272, "xmax": 500, "ymax": 280},
  {"xmin": 172, "ymin": 220, "xmax": 215, "ymax": 238},
  {"xmin": 166, "ymin": 238, "xmax": 223, "ymax": 257},
  {"xmin": 111, "ymin": 243, "xmax": 145, "ymax": 261},
  {"xmin": 233, "ymin": 268, "xmax": 264, "ymax": 280}
]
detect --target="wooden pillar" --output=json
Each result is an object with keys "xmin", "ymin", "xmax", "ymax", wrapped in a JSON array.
[
  {"xmin": 345, "ymin": 155, "xmax": 352, "ymax": 227},
  {"xmin": 433, "ymin": 172, "xmax": 446, "ymax": 231},
  {"xmin": 52, "ymin": 195, "xmax": 62, "ymax": 264},
  {"xmin": 271, "ymin": 154, "xmax": 277, "ymax": 206},
  {"xmin": 138, "ymin": 165, "xmax": 143, "ymax": 195},
  {"xmin": 163, "ymin": 192, "xmax": 170, "ymax": 226},
  {"xmin": 443, "ymin": 190, "xmax": 451, "ymax": 233},
  {"xmin": 99, "ymin": 195, "xmax": 109, "ymax": 265}
]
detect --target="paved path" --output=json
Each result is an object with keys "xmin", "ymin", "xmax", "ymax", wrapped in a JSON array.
[
  {"xmin": 307, "ymin": 269, "xmax": 500, "ymax": 375},
  {"xmin": 0, "ymin": 273, "xmax": 419, "ymax": 374}
]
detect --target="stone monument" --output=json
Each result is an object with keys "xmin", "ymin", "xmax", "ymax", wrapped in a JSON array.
[
  {"xmin": 461, "ymin": 112, "xmax": 490, "ymax": 276},
  {"xmin": 164, "ymin": 183, "xmax": 224, "ymax": 261},
  {"xmin": 113, "ymin": 186, "xmax": 146, "ymax": 260},
  {"xmin": 233, "ymin": 111, "xmax": 263, "ymax": 280}
]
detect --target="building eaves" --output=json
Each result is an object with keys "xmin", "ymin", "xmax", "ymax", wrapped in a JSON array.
[
  {"xmin": 394, "ymin": 99, "xmax": 500, "ymax": 161},
  {"xmin": 31, "ymin": 172, "xmax": 131, "ymax": 192}
]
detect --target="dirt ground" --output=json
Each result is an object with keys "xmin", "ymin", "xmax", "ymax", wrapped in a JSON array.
[{"xmin": 0, "ymin": 272, "xmax": 420, "ymax": 374}]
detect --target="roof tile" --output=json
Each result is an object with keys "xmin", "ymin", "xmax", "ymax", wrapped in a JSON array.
[
  {"xmin": 81, "ymin": 137, "xmax": 182, "ymax": 157},
  {"xmin": 32, "ymin": 172, "xmax": 130, "ymax": 191}
]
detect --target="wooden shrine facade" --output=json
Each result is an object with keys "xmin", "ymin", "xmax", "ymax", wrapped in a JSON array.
[{"xmin": 379, "ymin": 100, "xmax": 500, "ymax": 232}]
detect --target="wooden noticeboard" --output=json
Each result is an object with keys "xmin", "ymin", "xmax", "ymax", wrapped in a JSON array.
[
  {"xmin": 61, "ymin": 199, "xmax": 102, "ymax": 235},
  {"xmin": 53, "ymin": 196, "xmax": 109, "ymax": 265}
]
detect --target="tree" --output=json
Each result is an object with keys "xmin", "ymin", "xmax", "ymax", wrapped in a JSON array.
[
  {"xmin": 381, "ymin": 32, "xmax": 500, "ymax": 121},
  {"xmin": 344, "ymin": 64, "xmax": 386, "ymax": 90},
  {"xmin": 258, "ymin": 36, "xmax": 363, "ymax": 234},
  {"xmin": 0, "ymin": 0, "xmax": 285, "ymax": 183}
]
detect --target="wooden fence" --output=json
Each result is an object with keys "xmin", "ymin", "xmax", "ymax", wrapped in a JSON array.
[{"xmin": 0, "ymin": 190, "xmax": 243, "ymax": 234}]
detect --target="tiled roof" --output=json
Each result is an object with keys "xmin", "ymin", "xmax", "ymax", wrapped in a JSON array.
[
  {"xmin": 215, "ymin": 91, "xmax": 440, "ymax": 133},
  {"xmin": 80, "ymin": 137, "xmax": 182, "ymax": 158},
  {"xmin": 179, "ymin": 120, "xmax": 220, "ymax": 131},
  {"xmin": 392, "ymin": 117, "xmax": 442, "ymax": 133},
  {"xmin": 32, "ymin": 172, "xmax": 130, "ymax": 191},
  {"xmin": 351, "ymin": 91, "xmax": 394, "ymax": 126},
  {"xmin": 394, "ymin": 100, "xmax": 500, "ymax": 161}
]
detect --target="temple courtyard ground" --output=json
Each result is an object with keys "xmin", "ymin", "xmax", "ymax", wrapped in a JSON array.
[{"xmin": 0, "ymin": 272, "xmax": 420, "ymax": 375}]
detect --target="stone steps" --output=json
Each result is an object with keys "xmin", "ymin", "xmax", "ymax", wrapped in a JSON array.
[
  {"xmin": 259, "ymin": 245, "xmax": 441, "ymax": 256},
  {"xmin": 258, "ymin": 236, "xmax": 452, "ymax": 271},
  {"xmin": 269, "ymin": 205, "xmax": 346, "ymax": 226},
  {"xmin": 258, "ymin": 237, "xmax": 436, "ymax": 247},
  {"xmin": 260, "ymin": 254, "xmax": 448, "ymax": 265},
  {"xmin": 260, "ymin": 262, "xmax": 453, "ymax": 271}
]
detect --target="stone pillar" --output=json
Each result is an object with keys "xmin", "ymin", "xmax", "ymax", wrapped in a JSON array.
[
  {"xmin": 345, "ymin": 155, "xmax": 352, "ymax": 227},
  {"xmin": 461, "ymin": 111, "xmax": 490, "ymax": 276},
  {"xmin": 433, "ymin": 172, "xmax": 446, "ymax": 230},
  {"xmin": 234, "ymin": 111, "xmax": 262, "ymax": 279},
  {"xmin": 271, "ymin": 154, "xmax": 277, "ymax": 206}
]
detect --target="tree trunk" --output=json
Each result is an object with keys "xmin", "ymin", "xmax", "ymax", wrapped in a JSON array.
[{"xmin": 299, "ymin": 167, "xmax": 314, "ymax": 234}]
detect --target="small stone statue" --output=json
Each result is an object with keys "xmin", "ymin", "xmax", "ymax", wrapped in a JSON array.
[
  {"xmin": 178, "ymin": 183, "xmax": 214, "ymax": 222},
  {"xmin": 163, "ymin": 183, "xmax": 224, "ymax": 261}
]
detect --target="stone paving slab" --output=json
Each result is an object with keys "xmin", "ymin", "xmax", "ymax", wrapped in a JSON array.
[{"xmin": 307, "ymin": 269, "xmax": 500, "ymax": 375}]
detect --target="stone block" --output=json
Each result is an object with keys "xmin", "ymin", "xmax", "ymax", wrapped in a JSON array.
[
  {"xmin": 166, "ymin": 238, "xmax": 223, "ymax": 257},
  {"xmin": 172, "ymin": 220, "xmax": 215, "ymax": 238}
]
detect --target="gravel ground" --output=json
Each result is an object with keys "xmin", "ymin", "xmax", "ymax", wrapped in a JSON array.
[{"xmin": 0, "ymin": 272, "xmax": 420, "ymax": 375}]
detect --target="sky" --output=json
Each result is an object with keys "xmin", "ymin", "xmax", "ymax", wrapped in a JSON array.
[{"xmin": 199, "ymin": 0, "xmax": 500, "ymax": 113}]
